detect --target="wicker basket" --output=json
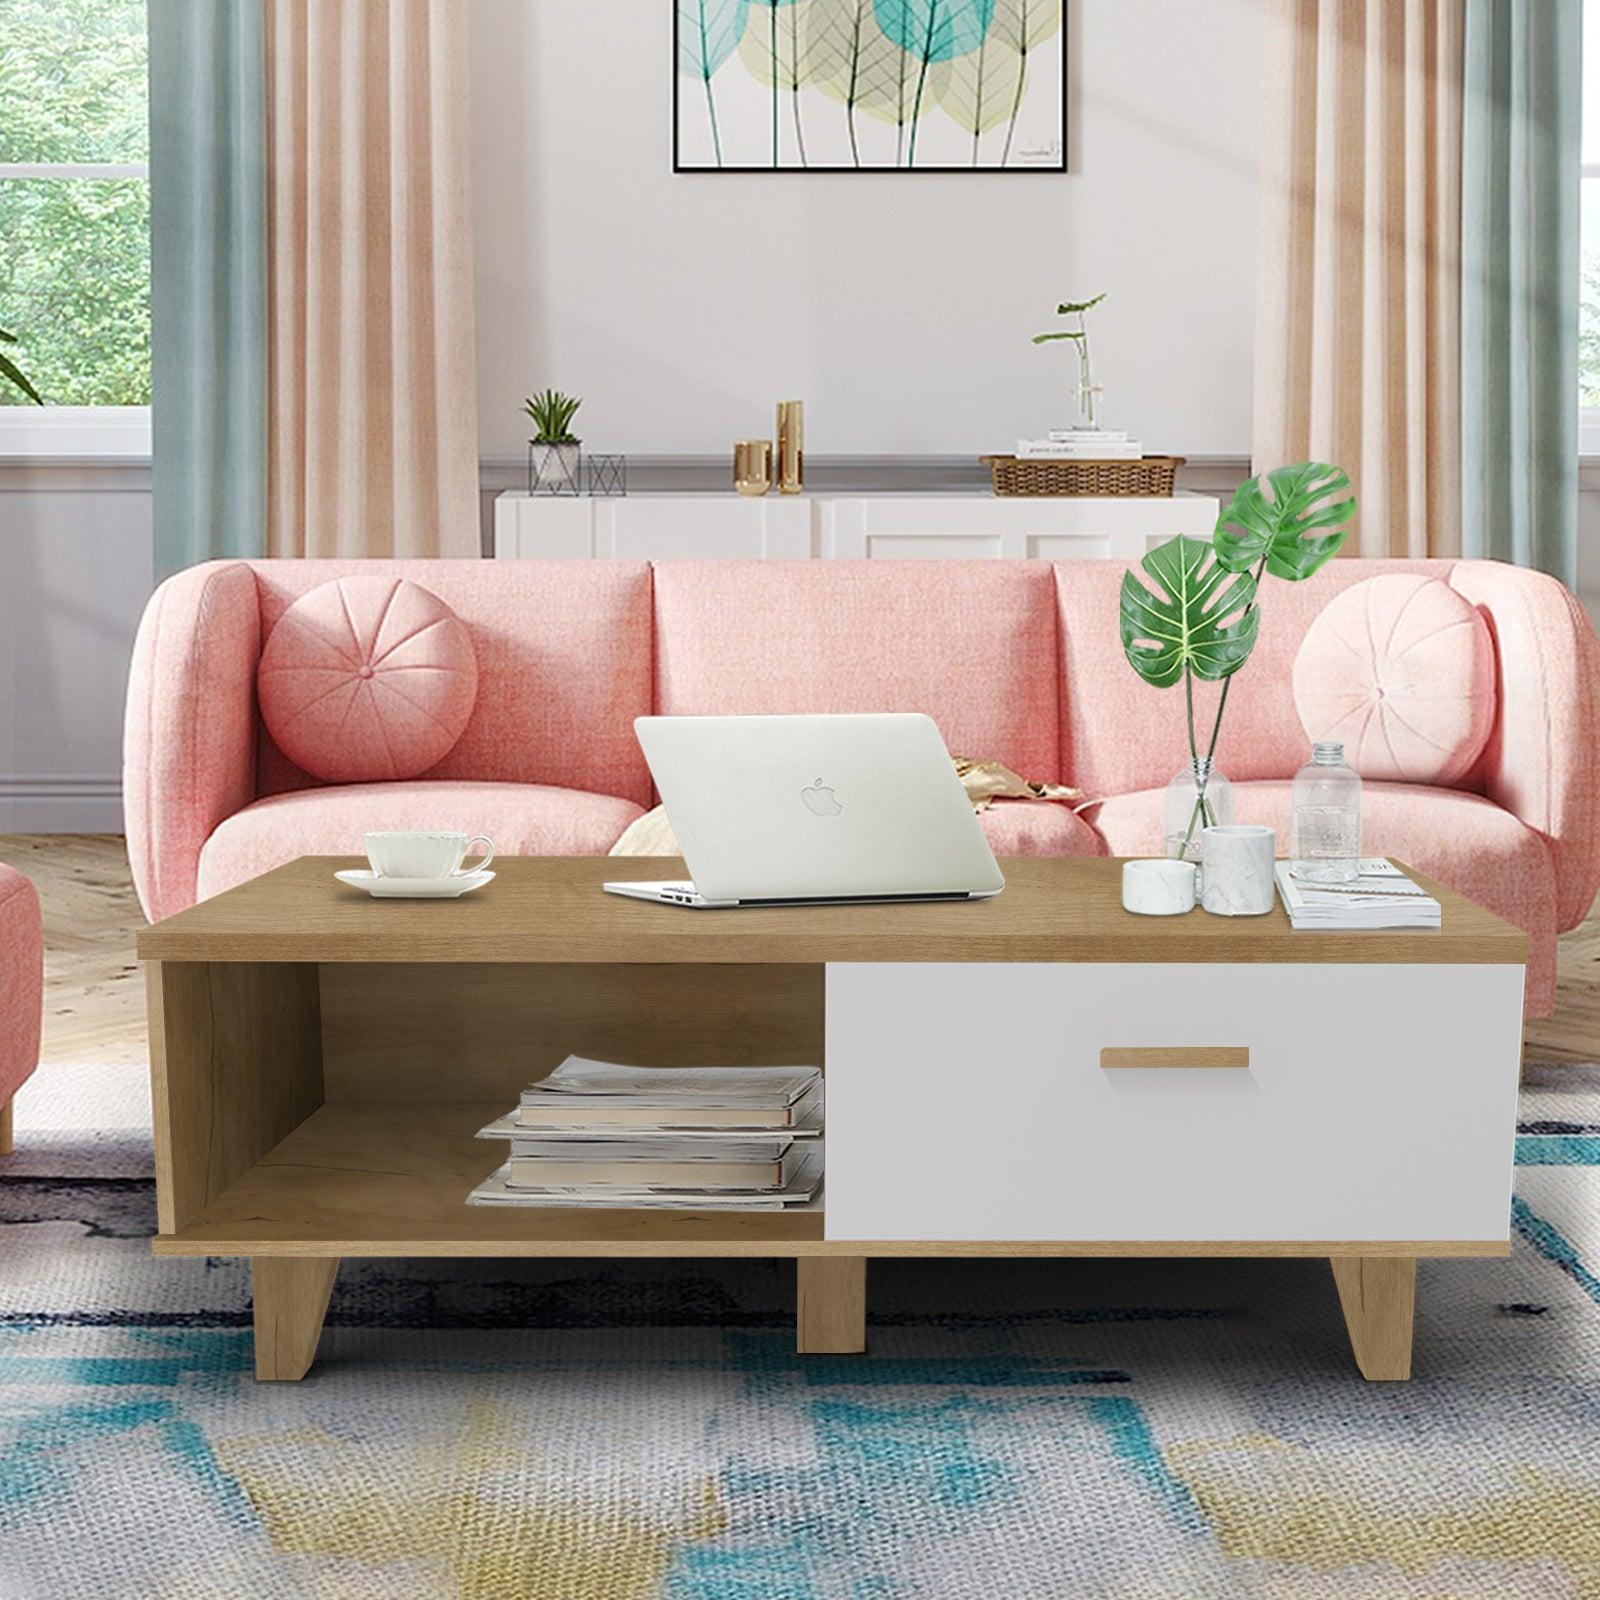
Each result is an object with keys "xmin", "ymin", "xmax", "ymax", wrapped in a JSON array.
[{"xmin": 981, "ymin": 454, "xmax": 1184, "ymax": 497}]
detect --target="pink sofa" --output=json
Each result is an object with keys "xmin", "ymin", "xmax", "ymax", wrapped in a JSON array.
[
  {"xmin": 0, "ymin": 863, "xmax": 43, "ymax": 1155},
  {"xmin": 124, "ymin": 559, "xmax": 1600, "ymax": 1015}
]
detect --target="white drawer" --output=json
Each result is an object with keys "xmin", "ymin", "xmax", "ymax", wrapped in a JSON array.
[{"xmin": 823, "ymin": 962, "xmax": 1523, "ymax": 1243}]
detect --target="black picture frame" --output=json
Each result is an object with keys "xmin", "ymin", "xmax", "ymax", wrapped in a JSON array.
[{"xmin": 673, "ymin": 3, "xmax": 1069, "ymax": 174}]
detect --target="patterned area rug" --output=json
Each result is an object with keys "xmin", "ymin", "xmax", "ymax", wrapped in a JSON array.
[{"xmin": 2, "ymin": 1061, "xmax": 1598, "ymax": 1599}]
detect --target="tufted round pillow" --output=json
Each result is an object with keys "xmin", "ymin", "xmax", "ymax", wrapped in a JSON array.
[
  {"xmin": 257, "ymin": 577, "xmax": 479, "ymax": 782},
  {"xmin": 1292, "ymin": 574, "xmax": 1495, "ymax": 784}
]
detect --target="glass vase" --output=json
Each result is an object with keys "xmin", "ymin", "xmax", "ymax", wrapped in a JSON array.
[
  {"xmin": 1163, "ymin": 757, "xmax": 1234, "ymax": 864},
  {"xmin": 1290, "ymin": 741, "xmax": 1362, "ymax": 882}
]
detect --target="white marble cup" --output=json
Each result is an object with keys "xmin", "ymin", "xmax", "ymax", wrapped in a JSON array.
[
  {"xmin": 1121, "ymin": 858, "xmax": 1197, "ymax": 916},
  {"xmin": 1200, "ymin": 825, "xmax": 1276, "ymax": 916}
]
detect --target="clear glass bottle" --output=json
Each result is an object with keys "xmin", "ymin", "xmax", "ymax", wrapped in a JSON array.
[
  {"xmin": 1291, "ymin": 741, "xmax": 1362, "ymax": 882},
  {"xmin": 1163, "ymin": 757, "xmax": 1234, "ymax": 864}
]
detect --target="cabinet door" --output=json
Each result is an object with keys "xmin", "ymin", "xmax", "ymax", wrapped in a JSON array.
[{"xmin": 822, "ymin": 962, "xmax": 1523, "ymax": 1244}]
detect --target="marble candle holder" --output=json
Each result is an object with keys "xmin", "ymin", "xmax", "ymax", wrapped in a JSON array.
[
  {"xmin": 1200, "ymin": 825, "xmax": 1277, "ymax": 916},
  {"xmin": 1121, "ymin": 858, "xmax": 1197, "ymax": 915}
]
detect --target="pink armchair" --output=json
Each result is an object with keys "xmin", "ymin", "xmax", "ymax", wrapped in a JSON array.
[
  {"xmin": 124, "ymin": 558, "xmax": 1600, "ymax": 1016},
  {"xmin": 0, "ymin": 863, "xmax": 43, "ymax": 1155}
]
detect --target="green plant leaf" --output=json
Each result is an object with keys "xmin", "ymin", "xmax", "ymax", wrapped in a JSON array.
[
  {"xmin": 1030, "ymin": 330, "xmax": 1082, "ymax": 343},
  {"xmin": 0, "ymin": 348, "xmax": 43, "ymax": 405},
  {"xmin": 1055, "ymin": 291, "xmax": 1104, "ymax": 314},
  {"xmin": 522, "ymin": 389, "xmax": 582, "ymax": 444},
  {"xmin": 1213, "ymin": 462, "xmax": 1355, "ymax": 580},
  {"xmin": 1120, "ymin": 535, "xmax": 1259, "ymax": 688}
]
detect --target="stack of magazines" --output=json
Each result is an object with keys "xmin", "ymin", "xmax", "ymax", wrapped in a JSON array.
[
  {"xmin": 1015, "ymin": 429, "xmax": 1144, "ymax": 460},
  {"xmin": 469, "ymin": 1056, "xmax": 823, "ymax": 1210},
  {"xmin": 1274, "ymin": 859, "xmax": 1441, "ymax": 930}
]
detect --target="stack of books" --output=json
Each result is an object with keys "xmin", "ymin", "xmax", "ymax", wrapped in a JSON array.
[
  {"xmin": 1015, "ymin": 429, "xmax": 1144, "ymax": 460},
  {"xmin": 469, "ymin": 1056, "xmax": 824, "ymax": 1210},
  {"xmin": 1274, "ymin": 859, "xmax": 1442, "ymax": 930}
]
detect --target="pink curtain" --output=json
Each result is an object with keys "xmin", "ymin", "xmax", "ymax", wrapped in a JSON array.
[
  {"xmin": 1254, "ymin": 0, "xmax": 1464, "ymax": 558},
  {"xmin": 265, "ymin": 0, "xmax": 479, "ymax": 558}
]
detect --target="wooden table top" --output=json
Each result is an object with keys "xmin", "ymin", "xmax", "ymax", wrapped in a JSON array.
[{"xmin": 136, "ymin": 855, "xmax": 1529, "ymax": 966}]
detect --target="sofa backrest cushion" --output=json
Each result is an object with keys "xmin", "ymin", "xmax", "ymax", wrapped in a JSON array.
[
  {"xmin": 257, "ymin": 576, "xmax": 480, "ymax": 783},
  {"xmin": 249, "ymin": 561, "xmax": 654, "ymax": 806},
  {"xmin": 1292, "ymin": 574, "xmax": 1495, "ymax": 784},
  {"xmin": 1053, "ymin": 558, "xmax": 1479, "ymax": 798},
  {"xmin": 652, "ymin": 561, "xmax": 1060, "ymax": 781}
]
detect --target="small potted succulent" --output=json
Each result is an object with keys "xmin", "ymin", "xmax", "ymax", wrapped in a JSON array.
[{"xmin": 523, "ymin": 388, "xmax": 583, "ymax": 492}]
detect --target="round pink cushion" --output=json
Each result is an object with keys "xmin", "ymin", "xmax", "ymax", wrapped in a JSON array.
[
  {"xmin": 257, "ymin": 577, "xmax": 479, "ymax": 782},
  {"xmin": 1292, "ymin": 574, "xmax": 1495, "ymax": 784}
]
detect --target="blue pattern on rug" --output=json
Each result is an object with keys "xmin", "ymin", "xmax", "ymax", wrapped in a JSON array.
[{"xmin": 2, "ymin": 1064, "xmax": 1598, "ymax": 1597}]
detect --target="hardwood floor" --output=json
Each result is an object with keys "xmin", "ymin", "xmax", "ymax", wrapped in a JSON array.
[
  {"xmin": 0, "ymin": 833, "xmax": 1595, "ymax": 1066},
  {"xmin": 0, "ymin": 835, "xmax": 146, "ymax": 1067}
]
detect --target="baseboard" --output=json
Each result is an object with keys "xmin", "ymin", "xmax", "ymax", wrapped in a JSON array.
[{"xmin": 0, "ymin": 776, "xmax": 123, "ymax": 834}]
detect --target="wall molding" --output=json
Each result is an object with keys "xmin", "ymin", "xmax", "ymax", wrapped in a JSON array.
[{"xmin": 0, "ymin": 775, "xmax": 124, "ymax": 834}]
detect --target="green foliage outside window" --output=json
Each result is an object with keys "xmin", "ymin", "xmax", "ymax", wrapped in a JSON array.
[
  {"xmin": 0, "ymin": 0, "xmax": 150, "ymax": 407},
  {"xmin": 1582, "ymin": 258, "xmax": 1600, "ymax": 412}
]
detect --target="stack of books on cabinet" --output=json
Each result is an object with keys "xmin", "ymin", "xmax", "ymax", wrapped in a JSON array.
[
  {"xmin": 1014, "ymin": 429, "xmax": 1145, "ymax": 459},
  {"xmin": 469, "ymin": 1056, "xmax": 823, "ymax": 1210}
]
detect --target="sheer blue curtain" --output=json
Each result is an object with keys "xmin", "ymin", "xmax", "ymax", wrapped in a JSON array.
[
  {"xmin": 147, "ymin": 0, "xmax": 267, "ymax": 578},
  {"xmin": 1461, "ymin": 0, "xmax": 1581, "ymax": 586}
]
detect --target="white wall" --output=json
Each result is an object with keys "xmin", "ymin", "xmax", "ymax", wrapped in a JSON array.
[{"xmin": 469, "ymin": 0, "xmax": 1261, "ymax": 460}]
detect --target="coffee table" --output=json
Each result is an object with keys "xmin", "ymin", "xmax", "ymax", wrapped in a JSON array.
[{"xmin": 138, "ymin": 855, "xmax": 1527, "ymax": 1382}]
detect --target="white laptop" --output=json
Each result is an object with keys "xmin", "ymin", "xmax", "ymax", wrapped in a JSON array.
[{"xmin": 604, "ymin": 713, "xmax": 1005, "ymax": 909}]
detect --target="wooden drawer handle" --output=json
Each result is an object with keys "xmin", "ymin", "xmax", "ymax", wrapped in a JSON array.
[{"xmin": 1100, "ymin": 1047, "xmax": 1250, "ymax": 1070}]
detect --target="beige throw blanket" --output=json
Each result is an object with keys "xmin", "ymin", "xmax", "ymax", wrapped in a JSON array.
[{"xmin": 609, "ymin": 756, "xmax": 1082, "ymax": 856}]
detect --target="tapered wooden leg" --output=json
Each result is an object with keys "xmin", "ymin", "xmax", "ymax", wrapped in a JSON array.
[
  {"xmin": 1330, "ymin": 1256, "xmax": 1415, "ymax": 1381},
  {"xmin": 797, "ymin": 1257, "xmax": 866, "ymax": 1354},
  {"xmin": 0, "ymin": 1094, "xmax": 13, "ymax": 1156},
  {"xmin": 252, "ymin": 1257, "xmax": 339, "ymax": 1381}
]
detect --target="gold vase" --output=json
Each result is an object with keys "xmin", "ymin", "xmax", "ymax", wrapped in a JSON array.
[
  {"xmin": 733, "ymin": 440, "xmax": 773, "ymax": 497},
  {"xmin": 776, "ymin": 400, "xmax": 804, "ymax": 494}
]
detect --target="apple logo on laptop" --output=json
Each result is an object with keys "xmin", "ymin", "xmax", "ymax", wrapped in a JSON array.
[{"xmin": 801, "ymin": 778, "xmax": 843, "ymax": 817}]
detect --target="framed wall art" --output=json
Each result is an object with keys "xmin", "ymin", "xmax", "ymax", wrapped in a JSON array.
[{"xmin": 675, "ymin": 0, "xmax": 1067, "ymax": 172}]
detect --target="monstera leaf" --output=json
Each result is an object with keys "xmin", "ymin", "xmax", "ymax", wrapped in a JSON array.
[
  {"xmin": 1213, "ymin": 462, "xmax": 1355, "ymax": 580},
  {"xmin": 1120, "ymin": 536, "xmax": 1260, "ymax": 688}
]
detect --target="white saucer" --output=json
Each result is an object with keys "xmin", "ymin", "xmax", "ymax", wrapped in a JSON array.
[{"xmin": 335, "ymin": 868, "xmax": 495, "ymax": 899}]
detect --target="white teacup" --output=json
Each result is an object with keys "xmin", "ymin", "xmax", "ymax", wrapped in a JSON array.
[{"xmin": 365, "ymin": 830, "xmax": 495, "ymax": 881}]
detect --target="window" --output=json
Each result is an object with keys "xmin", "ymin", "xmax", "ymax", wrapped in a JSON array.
[{"xmin": 0, "ymin": 0, "xmax": 150, "ymax": 454}]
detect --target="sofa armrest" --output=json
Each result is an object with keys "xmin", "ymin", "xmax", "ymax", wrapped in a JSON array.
[
  {"xmin": 1450, "ymin": 561, "xmax": 1600, "ymax": 931},
  {"xmin": 123, "ymin": 561, "xmax": 262, "ymax": 923}
]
